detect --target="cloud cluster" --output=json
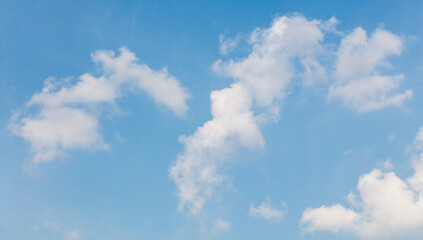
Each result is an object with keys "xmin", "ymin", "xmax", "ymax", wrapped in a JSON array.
[
  {"xmin": 328, "ymin": 27, "xmax": 412, "ymax": 112},
  {"xmin": 169, "ymin": 14, "xmax": 411, "ymax": 216},
  {"xmin": 10, "ymin": 47, "xmax": 190, "ymax": 167},
  {"xmin": 169, "ymin": 15, "xmax": 328, "ymax": 214},
  {"xmin": 11, "ymin": 15, "xmax": 413, "ymax": 235},
  {"xmin": 301, "ymin": 128, "xmax": 423, "ymax": 239},
  {"xmin": 249, "ymin": 198, "xmax": 285, "ymax": 222}
]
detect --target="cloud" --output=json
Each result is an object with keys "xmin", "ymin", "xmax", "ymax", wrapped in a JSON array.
[
  {"xmin": 219, "ymin": 33, "xmax": 241, "ymax": 55},
  {"xmin": 41, "ymin": 221, "xmax": 81, "ymax": 240},
  {"xmin": 301, "ymin": 128, "xmax": 423, "ymax": 239},
  {"xmin": 10, "ymin": 47, "xmax": 190, "ymax": 167},
  {"xmin": 170, "ymin": 14, "xmax": 329, "ymax": 215},
  {"xmin": 328, "ymin": 27, "xmax": 412, "ymax": 112},
  {"xmin": 44, "ymin": 221, "xmax": 60, "ymax": 231},
  {"xmin": 343, "ymin": 149, "xmax": 353, "ymax": 156},
  {"xmin": 249, "ymin": 198, "xmax": 285, "ymax": 222},
  {"xmin": 381, "ymin": 159, "xmax": 394, "ymax": 171},
  {"xmin": 91, "ymin": 47, "xmax": 190, "ymax": 116},
  {"xmin": 214, "ymin": 218, "xmax": 232, "ymax": 231},
  {"xmin": 388, "ymin": 134, "xmax": 396, "ymax": 143},
  {"xmin": 414, "ymin": 127, "xmax": 423, "ymax": 150},
  {"xmin": 65, "ymin": 231, "xmax": 81, "ymax": 240},
  {"xmin": 319, "ymin": 16, "xmax": 341, "ymax": 35}
]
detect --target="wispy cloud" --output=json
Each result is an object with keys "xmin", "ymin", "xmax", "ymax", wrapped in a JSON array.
[
  {"xmin": 214, "ymin": 218, "xmax": 231, "ymax": 231},
  {"xmin": 388, "ymin": 134, "xmax": 396, "ymax": 143},
  {"xmin": 39, "ymin": 221, "xmax": 81, "ymax": 240},
  {"xmin": 64, "ymin": 230, "xmax": 81, "ymax": 240},
  {"xmin": 343, "ymin": 149, "xmax": 353, "ymax": 156},
  {"xmin": 219, "ymin": 33, "xmax": 241, "ymax": 55},
  {"xmin": 249, "ymin": 197, "xmax": 286, "ymax": 222}
]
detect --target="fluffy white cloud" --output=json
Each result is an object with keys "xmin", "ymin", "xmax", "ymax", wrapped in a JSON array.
[
  {"xmin": 328, "ymin": 27, "xmax": 412, "ymax": 112},
  {"xmin": 301, "ymin": 129, "xmax": 423, "ymax": 239},
  {"xmin": 169, "ymin": 14, "xmax": 329, "ymax": 215},
  {"xmin": 91, "ymin": 47, "xmax": 190, "ymax": 116},
  {"xmin": 10, "ymin": 47, "xmax": 190, "ymax": 167},
  {"xmin": 249, "ymin": 198, "xmax": 285, "ymax": 222},
  {"xmin": 169, "ymin": 83, "xmax": 264, "ymax": 214},
  {"xmin": 11, "ymin": 106, "xmax": 106, "ymax": 166}
]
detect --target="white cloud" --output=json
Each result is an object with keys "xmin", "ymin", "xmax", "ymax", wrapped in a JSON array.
[
  {"xmin": 301, "ymin": 128, "xmax": 423, "ymax": 239},
  {"xmin": 219, "ymin": 33, "xmax": 241, "ymax": 55},
  {"xmin": 214, "ymin": 218, "xmax": 231, "ymax": 231},
  {"xmin": 10, "ymin": 47, "xmax": 190, "ymax": 167},
  {"xmin": 249, "ymin": 198, "xmax": 285, "ymax": 222},
  {"xmin": 169, "ymin": 14, "xmax": 329, "ymax": 215},
  {"xmin": 382, "ymin": 159, "xmax": 394, "ymax": 171},
  {"xmin": 328, "ymin": 27, "xmax": 412, "ymax": 112},
  {"xmin": 319, "ymin": 16, "xmax": 341, "ymax": 35},
  {"xmin": 414, "ymin": 127, "xmax": 423, "ymax": 150},
  {"xmin": 41, "ymin": 221, "xmax": 81, "ymax": 240},
  {"xmin": 388, "ymin": 134, "xmax": 396, "ymax": 143},
  {"xmin": 169, "ymin": 84, "xmax": 264, "ymax": 214},
  {"xmin": 343, "ymin": 149, "xmax": 353, "ymax": 156},
  {"xmin": 91, "ymin": 47, "xmax": 190, "ymax": 116},
  {"xmin": 65, "ymin": 230, "xmax": 81, "ymax": 240},
  {"xmin": 12, "ymin": 106, "xmax": 106, "ymax": 166},
  {"xmin": 44, "ymin": 221, "xmax": 60, "ymax": 231}
]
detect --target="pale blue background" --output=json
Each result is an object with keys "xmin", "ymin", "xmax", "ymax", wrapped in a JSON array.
[{"xmin": 1, "ymin": 0, "xmax": 423, "ymax": 239}]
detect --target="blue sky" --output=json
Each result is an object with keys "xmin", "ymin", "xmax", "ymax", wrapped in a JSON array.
[{"xmin": 2, "ymin": 0, "xmax": 423, "ymax": 239}]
